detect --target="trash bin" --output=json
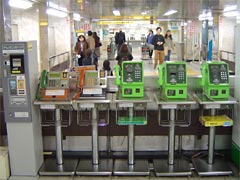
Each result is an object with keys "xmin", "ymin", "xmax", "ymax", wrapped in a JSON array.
[
  {"xmin": 107, "ymin": 41, "xmax": 115, "ymax": 60},
  {"xmin": 0, "ymin": 147, "xmax": 10, "ymax": 180},
  {"xmin": 141, "ymin": 43, "xmax": 149, "ymax": 60},
  {"xmin": 176, "ymin": 42, "xmax": 184, "ymax": 61}
]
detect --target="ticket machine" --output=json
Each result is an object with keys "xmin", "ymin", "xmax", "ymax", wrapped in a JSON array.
[
  {"xmin": 1, "ymin": 41, "xmax": 43, "ymax": 179},
  {"xmin": 201, "ymin": 61, "xmax": 229, "ymax": 99},
  {"xmin": 157, "ymin": 61, "xmax": 187, "ymax": 99},
  {"xmin": 115, "ymin": 61, "xmax": 144, "ymax": 97}
]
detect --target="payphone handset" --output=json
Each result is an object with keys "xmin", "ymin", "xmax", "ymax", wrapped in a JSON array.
[
  {"xmin": 114, "ymin": 61, "xmax": 144, "ymax": 97},
  {"xmin": 72, "ymin": 65, "xmax": 107, "ymax": 99},
  {"xmin": 157, "ymin": 64, "xmax": 163, "ymax": 86},
  {"xmin": 201, "ymin": 61, "xmax": 229, "ymax": 99},
  {"xmin": 37, "ymin": 70, "xmax": 69, "ymax": 100},
  {"xmin": 158, "ymin": 61, "xmax": 187, "ymax": 99},
  {"xmin": 114, "ymin": 64, "xmax": 121, "ymax": 85}
]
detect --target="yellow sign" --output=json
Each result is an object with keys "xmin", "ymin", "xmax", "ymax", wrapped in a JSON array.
[{"xmin": 40, "ymin": 21, "xmax": 48, "ymax": 26}]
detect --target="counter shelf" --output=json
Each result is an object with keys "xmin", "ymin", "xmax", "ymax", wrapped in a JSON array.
[
  {"xmin": 34, "ymin": 100, "xmax": 77, "ymax": 176},
  {"xmin": 153, "ymin": 92, "xmax": 196, "ymax": 177},
  {"xmin": 192, "ymin": 93, "xmax": 238, "ymax": 176},
  {"xmin": 113, "ymin": 94, "xmax": 150, "ymax": 176}
]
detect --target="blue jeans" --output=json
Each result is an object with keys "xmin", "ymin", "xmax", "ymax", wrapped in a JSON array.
[{"xmin": 164, "ymin": 50, "xmax": 171, "ymax": 61}]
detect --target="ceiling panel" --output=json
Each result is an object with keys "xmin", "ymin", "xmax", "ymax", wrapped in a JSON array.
[{"xmin": 37, "ymin": 0, "xmax": 238, "ymax": 21}]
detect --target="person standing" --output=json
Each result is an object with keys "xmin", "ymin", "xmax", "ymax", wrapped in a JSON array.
[
  {"xmin": 164, "ymin": 30, "xmax": 174, "ymax": 61},
  {"xmin": 146, "ymin": 29, "xmax": 154, "ymax": 59},
  {"xmin": 115, "ymin": 29, "xmax": 126, "ymax": 52},
  {"xmin": 86, "ymin": 31, "xmax": 95, "ymax": 65},
  {"xmin": 93, "ymin": 32, "xmax": 102, "ymax": 69},
  {"xmin": 151, "ymin": 27, "xmax": 165, "ymax": 69},
  {"xmin": 74, "ymin": 35, "xmax": 88, "ymax": 66},
  {"xmin": 116, "ymin": 44, "xmax": 133, "ymax": 66}
]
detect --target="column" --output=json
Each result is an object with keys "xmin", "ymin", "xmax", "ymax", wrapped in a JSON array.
[
  {"xmin": 232, "ymin": 0, "xmax": 240, "ymax": 168},
  {"xmin": 202, "ymin": 20, "xmax": 208, "ymax": 61},
  {"xmin": 39, "ymin": 5, "xmax": 49, "ymax": 71},
  {"xmin": 0, "ymin": 0, "xmax": 12, "ymax": 75}
]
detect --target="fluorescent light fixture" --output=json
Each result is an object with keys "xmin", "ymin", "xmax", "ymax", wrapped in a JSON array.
[
  {"xmin": 46, "ymin": 8, "xmax": 67, "ymax": 18},
  {"xmin": 113, "ymin": 10, "xmax": 120, "ymax": 16},
  {"xmin": 223, "ymin": 11, "xmax": 238, "ymax": 17},
  {"xmin": 223, "ymin": 5, "xmax": 238, "ymax": 17},
  {"xmin": 224, "ymin": 5, "xmax": 237, "ymax": 12},
  {"xmin": 198, "ymin": 10, "xmax": 213, "ymax": 21},
  {"xmin": 73, "ymin": 13, "xmax": 81, "ymax": 21},
  {"xmin": 9, "ymin": 0, "xmax": 33, "ymax": 9},
  {"xmin": 163, "ymin": 10, "xmax": 177, "ymax": 16}
]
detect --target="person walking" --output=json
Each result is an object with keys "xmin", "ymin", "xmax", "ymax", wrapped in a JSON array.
[
  {"xmin": 146, "ymin": 29, "xmax": 154, "ymax": 60},
  {"xmin": 115, "ymin": 29, "xmax": 126, "ymax": 52},
  {"xmin": 93, "ymin": 32, "xmax": 102, "ymax": 69},
  {"xmin": 86, "ymin": 30, "xmax": 95, "ymax": 65},
  {"xmin": 74, "ymin": 35, "xmax": 88, "ymax": 66},
  {"xmin": 151, "ymin": 27, "xmax": 165, "ymax": 69},
  {"xmin": 164, "ymin": 30, "xmax": 174, "ymax": 61}
]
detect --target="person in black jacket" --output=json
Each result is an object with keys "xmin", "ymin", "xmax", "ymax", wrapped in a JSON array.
[
  {"xmin": 151, "ymin": 27, "xmax": 165, "ymax": 69},
  {"xmin": 115, "ymin": 29, "xmax": 126, "ymax": 52}
]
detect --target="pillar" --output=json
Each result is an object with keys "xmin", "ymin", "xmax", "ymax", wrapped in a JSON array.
[
  {"xmin": 233, "ymin": 0, "xmax": 240, "ymax": 169},
  {"xmin": 39, "ymin": 5, "xmax": 49, "ymax": 71}
]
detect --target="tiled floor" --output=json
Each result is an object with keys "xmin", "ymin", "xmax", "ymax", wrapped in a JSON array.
[{"xmin": 98, "ymin": 43, "xmax": 201, "ymax": 77}]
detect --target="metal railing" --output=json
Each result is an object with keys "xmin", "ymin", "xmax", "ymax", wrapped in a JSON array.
[{"xmin": 48, "ymin": 51, "xmax": 70, "ymax": 71}]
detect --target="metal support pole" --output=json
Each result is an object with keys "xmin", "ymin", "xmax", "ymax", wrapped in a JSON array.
[
  {"xmin": 128, "ymin": 107, "xmax": 134, "ymax": 165},
  {"xmin": 92, "ymin": 106, "xmax": 99, "ymax": 165},
  {"xmin": 208, "ymin": 109, "xmax": 216, "ymax": 164},
  {"xmin": 168, "ymin": 109, "xmax": 175, "ymax": 165},
  {"xmin": 55, "ymin": 108, "xmax": 63, "ymax": 165}
]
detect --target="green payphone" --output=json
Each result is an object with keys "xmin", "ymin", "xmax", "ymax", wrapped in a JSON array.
[
  {"xmin": 115, "ymin": 61, "xmax": 144, "ymax": 97},
  {"xmin": 201, "ymin": 61, "xmax": 229, "ymax": 99},
  {"xmin": 157, "ymin": 61, "xmax": 187, "ymax": 99}
]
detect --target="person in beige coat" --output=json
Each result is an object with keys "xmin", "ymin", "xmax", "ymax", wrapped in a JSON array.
[{"xmin": 86, "ymin": 31, "xmax": 95, "ymax": 64}]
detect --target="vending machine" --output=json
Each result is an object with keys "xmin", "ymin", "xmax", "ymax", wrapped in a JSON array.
[
  {"xmin": 1, "ymin": 41, "xmax": 43, "ymax": 179},
  {"xmin": 157, "ymin": 61, "xmax": 187, "ymax": 99},
  {"xmin": 201, "ymin": 61, "xmax": 229, "ymax": 99},
  {"xmin": 115, "ymin": 61, "xmax": 144, "ymax": 98}
]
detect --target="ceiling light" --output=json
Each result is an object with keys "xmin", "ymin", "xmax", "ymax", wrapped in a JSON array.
[
  {"xmin": 9, "ymin": 0, "xmax": 33, "ymax": 9},
  {"xmin": 198, "ymin": 10, "xmax": 213, "ymax": 21},
  {"xmin": 73, "ymin": 13, "xmax": 81, "ymax": 21},
  {"xmin": 223, "ymin": 11, "xmax": 238, "ymax": 17},
  {"xmin": 46, "ymin": 8, "xmax": 67, "ymax": 18},
  {"xmin": 163, "ymin": 10, "xmax": 178, "ymax": 16},
  {"xmin": 223, "ymin": 5, "xmax": 238, "ymax": 17},
  {"xmin": 224, "ymin": 5, "xmax": 237, "ymax": 12},
  {"xmin": 113, "ymin": 10, "xmax": 120, "ymax": 16}
]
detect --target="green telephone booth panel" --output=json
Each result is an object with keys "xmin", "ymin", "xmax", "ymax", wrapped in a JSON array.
[
  {"xmin": 115, "ymin": 61, "xmax": 144, "ymax": 98},
  {"xmin": 158, "ymin": 61, "xmax": 187, "ymax": 99},
  {"xmin": 201, "ymin": 61, "xmax": 229, "ymax": 99}
]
